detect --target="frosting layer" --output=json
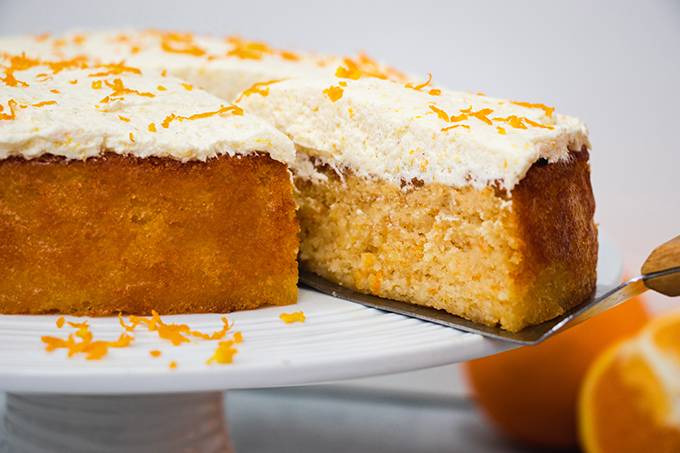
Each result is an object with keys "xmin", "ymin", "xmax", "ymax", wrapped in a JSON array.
[
  {"xmin": 0, "ymin": 30, "xmax": 405, "ymax": 101},
  {"xmin": 238, "ymin": 76, "xmax": 590, "ymax": 190},
  {"xmin": 0, "ymin": 56, "xmax": 295, "ymax": 163}
]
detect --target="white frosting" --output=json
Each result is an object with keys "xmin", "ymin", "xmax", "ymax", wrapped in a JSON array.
[
  {"xmin": 0, "ymin": 30, "xmax": 403, "ymax": 101},
  {"xmin": 238, "ymin": 77, "xmax": 590, "ymax": 190},
  {"xmin": 0, "ymin": 58, "xmax": 295, "ymax": 163}
]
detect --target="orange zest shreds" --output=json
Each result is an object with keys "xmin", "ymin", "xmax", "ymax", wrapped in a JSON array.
[
  {"xmin": 35, "ymin": 32, "xmax": 50, "ymax": 42},
  {"xmin": 206, "ymin": 339, "xmax": 239, "ymax": 365},
  {"xmin": 279, "ymin": 311, "xmax": 306, "ymax": 324},
  {"xmin": 162, "ymin": 114, "xmax": 177, "ymax": 128},
  {"xmin": 130, "ymin": 45, "xmax": 141, "ymax": 55},
  {"xmin": 118, "ymin": 312, "xmax": 138, "ymax": 332},
  {"xmin": 41, "ymin": 321, "xmax": 134, "ymax": 361},
  {"xmin": 233, "ymin": 331, "xmax": 243, "ymax": 344},
  {"xmin": 460, "ymin": 106, "xmax": 494, "ymax": 125},
  {"xmin": 441, "ymin": 124, "xmax": 470, "ymax": 132},
  {"xmin": 118, "ymin": 115, "xmax": 130, "ymax": 122},
  {"xmin": 476, "ymin": 91, "xmax": 487, "ymax": 96},
  {"xmin": 0, "ymin": 99, "xmax": 18, "ymax": 121},
  {"xmin": 511, "ymin": 100, "xmax": 554, "ymax": 118},
  {"xmin": 428, "ymin": 88, "xmax": 441, "ymax": 96},
  {"xmin": 405, "ymin": 73, "xmax": 433, "ymax": 91},
  {"xmin": 497, "ymin": 126, "xmax": 507, "ymax": 135},
  {"xmin": 226, "ymin": 36, "xmax": 273, "ymax": 60},
  {"xmin": 181, "ymin": 82, "xmax": 193, "ymax": 91},
  {"xmin": 160, "ymin": 32, "xmax": 206, "ymax": 57},
  {"xmin": 493, "ymin": 115, "xmax": 527, "ymax": 129},
  {"xmin": 189, "ymin": 317, "xmax": 231, "ymax": 340},
  {"xmin": 335, "ymin": 58, "xmax": 363, "ymax": 80},
  {"xmin": 429, "ymin": 105, "xmax": 449, "ymax": 122},
  {"xmin": 235, "ymin": 79, "xmax": 283, "ymax": 102},
  {"xmin": 31, "ymin": 100, "xmax": 57, "ymax": 108},
  {"xmin": 280, "ymin": 50, "xmax": 300, "ymax": 61},
  {"xmin": 91, "ymin": 80, "xmax": 103, "ymax": 89},
  {"xmin": 335, "ymin": 54, "xmax": 399, "ymax": 81},
  {"xmin": 157, "ymin": 85, "xmax": 167, "ymax": 91},
  {"xmin": 99, "ymin": 78, "xmax": 155, "ymax": 104},
  {"xmin": 161, "ymin": 69, "xmax": 168, "ymax": 77},
  {"xmin": 35, "ymin": 73, "xmax": 50, "ymax": 80},
  {"xmin": 149, "ymin": 350, "xmax": 162, "ymax": 358},
  {"xmin": 162, "ymin": 104, "xmax": 243, "ymax": 128},
  {"xmin": 50, "ymin": 89, "xmax": 60, "ymax": 94},
  {"xmin": 69, "ymin": 79, "xmax": 78, "ymax": 85},
  {"xmin": 323, "ymin": 85, "xmax": 344, "ymax": 102},
  {"xmin": 169, "ymin": 360, "xmax": 178, "ymax": 369},
  {"xmin": 129, "ymin": 132, "xmax": 135, "ymax": 143},
  {"xmin": 89, "ymin": 61, "xmax": 142, "ymax": 77},
  {"xmin": 148, "ymin": 122, "xmax": 157, "ymax": 132},
  {"xmin": 56, "ymin": 316, "xmax": 65, "ymax": 328},
  {"xmin": 523, "ymin": 117, "xmax": 554, "ymax": 130},
  {"xmin": 339, "ymin": 81, "xmax": 347, "ymax": 87}
]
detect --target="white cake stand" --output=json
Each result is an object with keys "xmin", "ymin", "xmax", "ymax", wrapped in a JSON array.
[{"xmin": 0, "ymin": 235, "xmax": 622, "ymax": 452}]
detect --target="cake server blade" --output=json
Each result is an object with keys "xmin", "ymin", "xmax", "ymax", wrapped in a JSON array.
[
  {"xmin": 300, "ymin": 234, "xmax": 680, "ymax": 345},
  {"xmin": 299, "ymin": 267, "xmax": 679, "ymax": 345}
]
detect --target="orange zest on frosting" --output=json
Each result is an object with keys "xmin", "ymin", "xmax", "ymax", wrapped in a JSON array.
[
  {"xmin": 169, "ymin": 360, "xmax": 178, "ymax": 369},
  {"xmin": 161, "ymin": 104, "xmax": 243, "ymax": 128},
  {"xmin": 235, "ymin": 79, "xmax": 283, "ymax": 102},
  {"xmin": 88, "ymin": 61, "xmax": 142, "ymax": 78},
  {"xmin": 150, "ymin": 350, "xmax": 162, "ymax": 358},
  {"xmin": 406, "ymin": 73, "xmax": 433, "ymax": 91},
  {"xmin": 148, "ymin": 122, "xmax": 157, "ymax": 132},
  {"xmin": 279, "ymin": 311, "xmax": 306, "ymax": 324},
  {"xmin": 118, "ymin": 115, "xmax": 130, "ymax": 122},
  {"xmin": 160, "ymin": 32, "xmax": 206, "ymax": 57},
  {"xmin": 0, "ymin": 99, "xmax": 18, "ymax": 121},
  {"xmin": 323, "ymin": 85, "xmax": 344, "ymax": 102},
  {"xmin": 181, "ymin": 82, "xmax": 193, "ymax": 91},
  {"xmin": 441, "ymin": 124, "xmax": 470, "ymax": 132},
  {"xmin": 129, "ymin": 132, "xmax": 135, "ymax": 143},
  {"xmin": 99, "ymin": 78, "xmax": 155, "ymax": 104},
  {"xmin": 429, "ymin": 105, "xmax": 449, "ymax": 122},
  {"xmin": 31, "ymin": 100, "xmax": 57, "ymax": 108},
  {"xmin": 511, "ymin": 101, "xmax": 554, "ymax": 118},
  {"xmin": 56, "ymin": 316, "xmax": 65, "ymax": 328}
]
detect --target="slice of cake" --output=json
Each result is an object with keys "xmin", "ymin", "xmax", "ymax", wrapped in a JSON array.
[
  {"xmin": 239, "ymin": 75, "xmax": 597, "ymax": 332},
  {"xmin": 0, "ymin": 30, "xmax": 406, "ymax": 101},
  {"xmin": 0, "ymin": 55, "xmax": 298, "ymax": 315}
]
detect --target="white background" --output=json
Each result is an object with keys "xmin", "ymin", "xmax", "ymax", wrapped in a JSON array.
[{"xmin": 0, "ymin": 0, "xmax": 678, "ymax": 399}]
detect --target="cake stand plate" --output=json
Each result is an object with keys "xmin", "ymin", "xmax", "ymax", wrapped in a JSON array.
[{"xmin": 0, "ymin": 234, "xmax": 622, "ymax": 452}]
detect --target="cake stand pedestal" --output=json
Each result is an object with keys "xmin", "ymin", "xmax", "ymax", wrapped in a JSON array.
[{"xmin": 3, "ymin": 392, "xmax": 232, "ymax": 453}]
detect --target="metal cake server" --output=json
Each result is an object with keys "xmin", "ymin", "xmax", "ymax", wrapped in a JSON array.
[{"xmin": 299, "ymin": 235, "xmax": 680, "ymax": 345}]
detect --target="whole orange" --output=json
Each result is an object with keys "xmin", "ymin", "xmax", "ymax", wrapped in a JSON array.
[{"xmin": 464, "ymin": 295, "xmax": 649, "ymax": 448}]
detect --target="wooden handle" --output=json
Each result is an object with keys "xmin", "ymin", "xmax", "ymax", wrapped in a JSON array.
[{"xmin": 641, "ymin": 234, "xmax": 680, "ymax": 296}]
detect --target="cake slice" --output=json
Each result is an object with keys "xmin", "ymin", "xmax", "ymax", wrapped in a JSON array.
[
  {"xmin": 0, "ymin": 30, "xmax": 406, "ymax": 101},
  {"xmin": 239, "ymin": 75, "xmax": 597, "ymax": 332},
  {"xmin": 0, "ymin": 55, "xmax": 298, "ymax": 315}
]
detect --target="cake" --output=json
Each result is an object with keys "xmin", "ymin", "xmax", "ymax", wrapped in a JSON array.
[
  {"xmin": 0, "ymin": 55, "xmax": 299, "ymax": 315},
  {"xmin": 0, "ymin": 30, "xmax": 406, "ymax": 101},
  {"xmin": 0, "ymin": 31, "xmax": 598, "ymax": 332},
  {"xmin": 238, "ymin": 76, "xmax": 597, "ymax": 332}
]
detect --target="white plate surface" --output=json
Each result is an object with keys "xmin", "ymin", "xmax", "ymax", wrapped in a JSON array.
[{"xmin": 0, "ymin": 234, "xmax": 621, "ymax": 394}]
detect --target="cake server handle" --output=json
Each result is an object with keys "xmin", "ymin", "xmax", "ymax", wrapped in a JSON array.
[{"xmin": 641, "ymin": 234, "xmax": 680, "ymax": 297}]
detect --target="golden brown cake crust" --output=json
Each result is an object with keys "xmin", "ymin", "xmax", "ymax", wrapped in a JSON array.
[
  {"xmin": 510, "ymin": 148, "xmax": 598, "ymax": 326},
  {"xmin": 0, "ymin": 153, "xmax": 299, "ymax": 315}
]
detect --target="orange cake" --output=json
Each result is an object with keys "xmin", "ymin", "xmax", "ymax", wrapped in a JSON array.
[
  {"xmin": 239, "ymin": 76, "xmax": 597, "ymax": 332},
  {"xmin": 0, "ymin": 56, "xmax": 298, "ymax": 315},
  {"xmin": 1, "ymin": 31, "xmax": 597, "ymax": 331}
]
